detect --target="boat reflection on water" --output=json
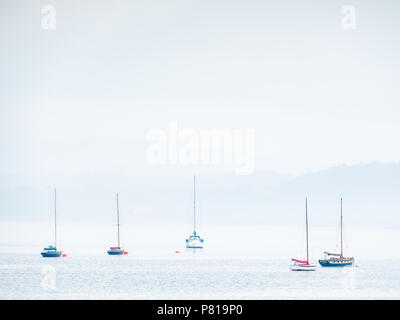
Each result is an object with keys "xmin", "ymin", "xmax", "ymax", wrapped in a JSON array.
[{"xmin": 185, "ymin": 246, "xmax": 204, "ymax": 255}]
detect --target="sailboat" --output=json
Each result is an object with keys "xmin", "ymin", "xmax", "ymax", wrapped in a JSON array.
[
  {"xmin": 290, "ymin": 198, "xmax": 316, "ymax": 271},
  {"xmin": 185, "ymin": 176, "xmax": 204, "ymax": 249},
  {"xmin": 319, "ymin": 198, "xmax": 354, "ymax": 267},
  {"xmin": 41, "ymin": 188, "xmax": 63, "ymax": 258},
  {"xmin": 107, "ymin": 193, "xmax": 125, "ymax": 255}
]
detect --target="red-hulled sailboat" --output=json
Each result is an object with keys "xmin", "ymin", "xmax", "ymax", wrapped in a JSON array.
[
  {"xmin": 290, "ymin": 198, "xmax": 316, "ymax": 271},
  {"xmin": 107, "ymin": 193, "xmax": 125, "ymax": 255}
]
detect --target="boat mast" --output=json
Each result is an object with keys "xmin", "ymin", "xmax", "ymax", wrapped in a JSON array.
[
  {"xmin": 305, "ymin": 197, "xmax": 309, "ymax": 264},
  {"xmin": 340, "ymin": 197, "xmax": 343, "ymax": 257},
  {"xmin": 116, "ymin": 193, "xmax": 120, "ymax": 248},
  {"xmin": 54, "ymin": 188, "xmax": 57, "ymax": 248},
  {"xmin": 193, "ymin": 175, "xmax": 196, "ymax": 235}
]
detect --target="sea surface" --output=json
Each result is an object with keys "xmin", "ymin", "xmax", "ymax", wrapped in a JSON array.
[{"xmin": 1, "ymin": 251, "xmax": 400, "ymax": 299}]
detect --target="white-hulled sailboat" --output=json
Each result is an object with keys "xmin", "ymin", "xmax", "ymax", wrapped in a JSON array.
[
  {"xmin": 290, "ymin": 198, "xmax": 316, "ymax": 271},
  {"xmin": 107, "ymin": 193, "xmax": 125, "ymax": 255},
  {"xmin": 41, "ymin": 188, "xmax": 63, "ymax": 258},
  {"xmin": 185, "ymin": 176, "xmax": 204, "ymax": 249}
]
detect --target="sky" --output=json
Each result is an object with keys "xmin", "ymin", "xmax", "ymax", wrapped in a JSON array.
[
  {"xmin": 0, "ymin": 0, "xmax": 400, "ymax": 258},
  {"xmin": 0, "ymin": 0, "xmax": 400, "ymax": 178}
]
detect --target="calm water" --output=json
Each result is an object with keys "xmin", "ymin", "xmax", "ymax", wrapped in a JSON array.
[{"xmin": 0, "ymin": 252, "xmax": 399, "ymax": 299}]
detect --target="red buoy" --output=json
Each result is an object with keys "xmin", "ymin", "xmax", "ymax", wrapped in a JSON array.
[
  {"xmin": 175, "ymin": 251, "xmax": 180, "ymax": 254},
  {"xmin": 62, "ymin": 253, "xmax": 67, "ymax": 257},
  {"xmin": 124, "ymin": 251, "xmax": 128, "ymax": 255}
]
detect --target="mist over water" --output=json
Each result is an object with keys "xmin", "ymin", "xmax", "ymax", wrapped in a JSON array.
[
  {"xmin": 1, "ymin": 222, "xmax": 399, "ymax": 260},
  {"xmin": 1, "ymin": 166, "xmax": 400, "ymax": 299}
]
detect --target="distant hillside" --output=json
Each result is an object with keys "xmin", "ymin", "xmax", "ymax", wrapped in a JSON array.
[
  {"xmin": 0, "ymin": 162, "xmax": 399, "ymax": 227},
  {"xmin": 264, "ymin": 162, "xmax": 400, "ymax": 227}
]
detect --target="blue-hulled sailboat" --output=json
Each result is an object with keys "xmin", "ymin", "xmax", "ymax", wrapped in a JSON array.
[
  {"xmin": 186, "ymin": 176, "xmax": 204, "ymax": 249},
  {"xmin": 107, "ymin": 193, "xmax": 125, "ymax": 255},
  {"xmin": 319, "ymin": 198, "xmax": 354, "ymax": 267},
  {"xmin": 41, "ymin": 189, "xmax": 62, "ymax": 258}
]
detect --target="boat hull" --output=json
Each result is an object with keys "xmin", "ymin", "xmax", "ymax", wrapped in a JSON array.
[
  {"xmin": 41, "ymin": 251, "xmax": 62, "ymax": 258},
  {"xmin": 319, "ymin": 259, "xmax": 353, "ymax": 267},
  {"xmin": 108, "ymin": 251, "xmax": 124, "ymax": 255},
  {"xmin": 185, "ymin": 234, "xmax": 204, "ymax": 249},
  {"xmin": 290, "ymin": 264, "xmax": 316, "ymax": 271},
  {"xmin": 107, "ymin": 248, "xmax": 125, "ymax": 255}
]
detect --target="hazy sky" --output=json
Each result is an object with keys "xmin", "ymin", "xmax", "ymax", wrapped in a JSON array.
[{"xmin": 1, "ymin": 0, "xmax": 400, "ymax": 176}]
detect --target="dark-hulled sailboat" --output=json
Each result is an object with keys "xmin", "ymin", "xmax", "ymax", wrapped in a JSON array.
[
  {"xmin": 319, "ymin": 198, "xmax": 354, "ymax": 267},
  {"xmin": 185, "ymin": 175, "xmax": 204, "ymax": 249},
  {"xmin": 107, "ymin": 193, "xmax": 125, "ymax": 255},
  {"xmin": 290, "ymin": 198, "xmax": 316, "ymax": 271},
  {"xmin": 41, "ymin": 188, "xmax": 63, "ymax": 258}
]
